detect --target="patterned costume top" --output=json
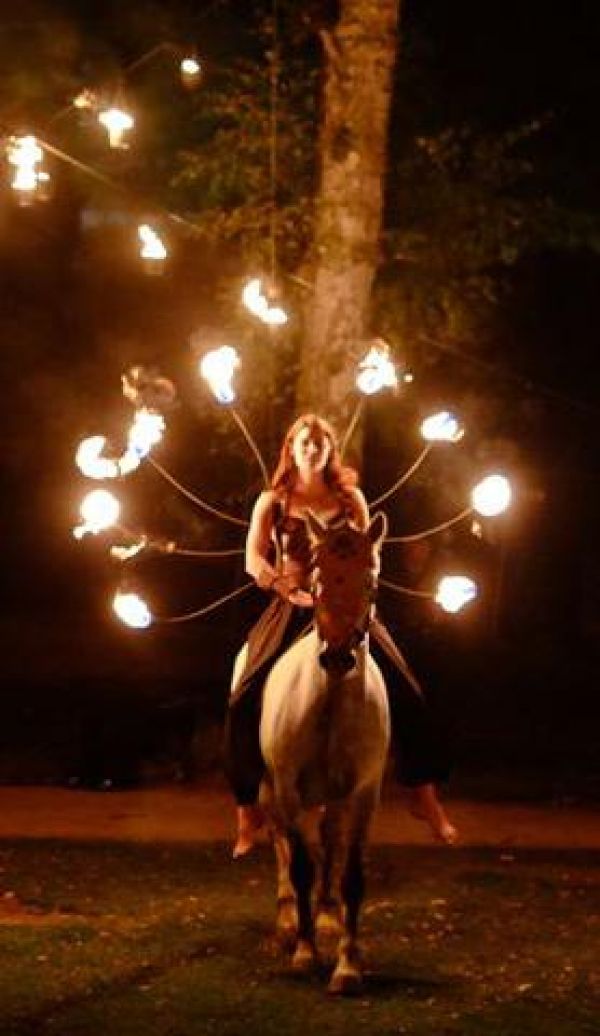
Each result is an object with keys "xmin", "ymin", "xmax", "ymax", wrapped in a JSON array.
[{"xmin": 272, "ymin": 492, "xmax": 355, "ymax": 585}]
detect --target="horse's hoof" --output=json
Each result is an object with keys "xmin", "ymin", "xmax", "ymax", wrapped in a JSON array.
[
  {"xmin": 316, "ymin": 910, "xmax": 342, "ymax": 937},
  {"xmin": 276, "ymin": 898, "xmax": 298, "ymax": 941},
  {"xmin": 291, "ymin": 941, "xmax": 317, "ymax": 973},
  {"xmin": 328, "ymin": 967, "xmax": 363, "ymax": 996}
]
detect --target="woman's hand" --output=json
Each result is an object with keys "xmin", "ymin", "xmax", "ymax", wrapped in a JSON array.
[
  {"xmin": 287, "ymin": 588, "xmax": 313, "ymax": 608},
  {"xmin": 270, "ymin": 574, "xmax": 313, "ymax": 608}
]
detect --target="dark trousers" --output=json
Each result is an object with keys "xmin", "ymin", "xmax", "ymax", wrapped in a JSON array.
[{"xmin": 224, "ymin": 596, "xmax": 449, "ymax": 805}]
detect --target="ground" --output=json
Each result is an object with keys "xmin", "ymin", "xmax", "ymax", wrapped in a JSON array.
[
  {"xmin": 0, "ymin": 783, "xmax": 597, "ymax": 1035},
  {"xmin": 0, "ymin": 781, "xmax": 598, "ymax": 849}
]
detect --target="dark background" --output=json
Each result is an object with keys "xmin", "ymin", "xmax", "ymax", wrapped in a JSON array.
[{"xmin": 0, "ymin": 0, "xmax": 597, "ymax": 795}]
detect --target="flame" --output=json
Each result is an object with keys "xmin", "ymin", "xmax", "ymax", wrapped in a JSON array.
[
  {"xmin": 420, "ymin": 410, "xmax": 464, "ymax": 443},
  {"xmin": 356, "ymin": 344, "xmax": 397, "ymax": 395},
  {"xmin": 127, "ymin": 408, "xmax": 165, "ymax": 456},
  {"xmin": 241, "ymin": 278, "xmax": 288, "ymax": 326},
  {"xmin": 242, "ymin": 278, "xmax": 263, "ymax": 314},
  {"xmin": 98, "ymin": 107, "xmax": 134, "ymax": 148},
  {"xmin": 180, "ymin": 57, "xmax": 201, "ymax": 78},
  {"xmin": 435, "ymin": 575, "xmax": 478, "ymax": 613},
  {"xmin": 199, "ymin": 346, "xmax": 240, "ymax": 404},
  {"xmin": 110, "ymin": 538, "xmax": 148, "ymax": 561},
  {"xmin": 471, "ymin": 474, "xmax": 512, "ymax": 517},
  {"xmin": 73, "ymin": 89, "xmax": 96, "ymax": 109},
  {"xmin": 73, "ymin": 489, "xmax": 120, "ymax": 539},
  {"xmin": 7, "ymin": 135, "xmax": 46, "ymax": 195},
  {"xmin": 113, "ymin": 591, "xmax": 152, "ymax": 628},
  {"xmin": 75, "ymin": 412, "xmax": 163, "ymax": 482},
  {"xmin": 75, "ymin": 435, "xmax": 120, "ymax": 479},
  {"xmin": 263, "ymin": 306, "xmax": 288, "ymax": 326},
  {"xmin": 138, "ymin": 224, "xmax": 167, "ymax": 261},
  {"xmin": 117, "ymin": 408, "xmax": 165, "ymax": 473},
  {"xmin": 117, "ymin": 449, "xmax": 142, "ymax": 476}
]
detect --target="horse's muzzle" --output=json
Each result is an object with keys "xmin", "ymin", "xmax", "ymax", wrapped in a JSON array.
[{"xmin": 319, "ymin": 646, "xmax": 356, "ymax": 675}]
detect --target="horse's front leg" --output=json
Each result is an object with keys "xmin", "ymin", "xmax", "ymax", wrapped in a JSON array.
[
  {"xmin": 316, "ymin": 803, "xmax": 345, "ymax": 937},
  {"xmin": 258, "ymin": 781, "xmax": 297, "ymax": 941},
  {"xmin": 328, "ymin": 787, "xmax": 376, "ymax": 996},
  {"xmin": 273, "ymin": 781, "xmax": 318, "ymax": 972},
  {"xmin": 287, "ymin": 825, "xmax": 317, "ymax": 972},
  {"xmin": 273, "ymin": 831, "xmax": 298, "ymax": 941}
]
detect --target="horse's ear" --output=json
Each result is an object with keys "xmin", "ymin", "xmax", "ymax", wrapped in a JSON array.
[
  {"xmin": 305, "ymin": 509, "xmax": 327, "ymax": 543},
  {"xmin": 368, "ymin": 511, "xmax": 388, "ymax": 547}
]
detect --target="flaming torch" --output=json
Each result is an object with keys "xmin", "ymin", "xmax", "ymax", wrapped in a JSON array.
[
  {"xmin": 355, "ymin": 341, "xmax": 398, "ymax": 396},
  {"xmin": 98, "ymin": 106, "xmax": 134, "ymax": 149},
  {"xmin": 119, "ymin": 408, "xmax": 166, "ymax": 474},
  {"xmin": 180, "ymin": 57, "xmax": 202, "ymax": 88},
  {"xmin": 137, "ymin": 223, "xmax": 167, "ymax": 274},
  {"xmin": 471, "ymin": 474, "xmax": 512, "ymax": 517},
  {"xmin": 420, "ymin": 411, "xmax": 464, "ymax": 443},
  {"xmin": 6, "ymin": 135, "xmax": 48, "ymax": 203},
  {"xmin": 199, "ymin": 346, "xmax": 240, "ymax": 405},
  {"xmin": 242, "ymin": 278, "xmax": 288, "ymax": 326},
  {"xmin": 73, "ymin": 489, "xmax": 121, "ymax": 539},
  {"xmin": 75, "ymin": 436, "xmax": 120, "ymax": 480},
  {"xmin": 113, "ymin": 591, "xmax": 152, "ymax": 628},
  {"xmin": 435, "ymin": 575, "xmax": 478, "ymax": 613}
]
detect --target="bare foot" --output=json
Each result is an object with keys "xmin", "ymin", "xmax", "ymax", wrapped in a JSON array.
[
  {"xmin": 232, "ymin": 805, "xmax": 264, "ymax": 859},
  {"xmin": 407, "ymin": 785, "xmax": 458, "ymax": 845}
]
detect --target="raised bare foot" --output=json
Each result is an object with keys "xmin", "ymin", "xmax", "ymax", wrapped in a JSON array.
[
  {"xmin": 232, "ymin": 804, "xmax": 264, "ymax": 859},
  {"xmin": 407, "ymin": 784, "xmax": 458, "ymax": 845}
]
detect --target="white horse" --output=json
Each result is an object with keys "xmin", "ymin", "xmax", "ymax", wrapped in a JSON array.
[{"xmin": 257, "ymin": 512, "xmax": 390, "ymax": 994}]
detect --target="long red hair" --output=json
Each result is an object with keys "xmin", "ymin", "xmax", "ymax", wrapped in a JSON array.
[{"xmin": 271, "ymin": 414, "xmax": 358, "ymax": 497}]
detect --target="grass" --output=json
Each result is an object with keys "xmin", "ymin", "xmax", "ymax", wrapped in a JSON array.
[{"xmin": 0, "ymin": 840, "xmax": 598, "ymax": 1035}]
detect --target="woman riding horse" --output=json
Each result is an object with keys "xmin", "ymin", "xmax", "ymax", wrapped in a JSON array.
[{"xmin": 225, "ymin": 413, "xmax": 457, "ymax": 856}]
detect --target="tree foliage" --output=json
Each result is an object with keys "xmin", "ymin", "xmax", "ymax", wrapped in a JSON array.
[{"xmin": 376, "ymin": 117, "xmax": 598, "ymax": 360}]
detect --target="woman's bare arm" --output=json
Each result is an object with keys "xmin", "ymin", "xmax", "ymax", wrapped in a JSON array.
[
  {"xmin": 349, "ymin": 486, "xmax": 370, "ymax": 531},
  {"xmin": 245, "ymin": 491, "xmax": 313, "ymax": 607},
  {"xmin": 245, "ymin": 491, "xmax": 277, "ymax": 583}
]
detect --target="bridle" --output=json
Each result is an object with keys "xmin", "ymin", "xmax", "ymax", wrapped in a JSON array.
[{"xmin": 308, "ymin": 520, "xmax": 383, "ymax": 675}]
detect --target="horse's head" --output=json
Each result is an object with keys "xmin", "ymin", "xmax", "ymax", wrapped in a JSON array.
[{"xmin": 306, "ymin": 511, "xmax": 387, "ymax": 674}]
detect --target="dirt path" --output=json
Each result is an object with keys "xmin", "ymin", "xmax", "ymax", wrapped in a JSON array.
[{"xmin": 0, "ymin": 783, "xmax": 597, "ymax": 849}]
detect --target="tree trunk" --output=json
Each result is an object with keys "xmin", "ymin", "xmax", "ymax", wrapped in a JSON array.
[{"xmin": 297, "ymin": 0, "xmax": 401, "ymax": 433}]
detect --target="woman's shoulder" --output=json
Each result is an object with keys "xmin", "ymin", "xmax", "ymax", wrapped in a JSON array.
[
  {"xmin": 251, "ymin": 488, "xmax": 284, "ymax": 521},
  {"xmin": 343, "ymin": 485, "xmax": 369, "ymax": 528}
]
